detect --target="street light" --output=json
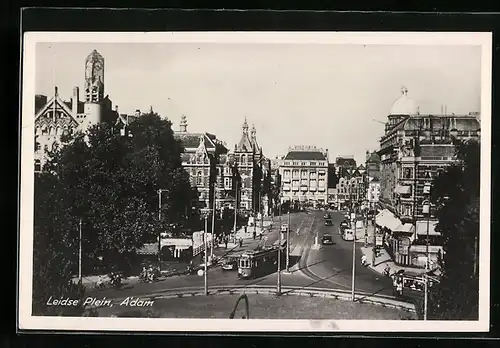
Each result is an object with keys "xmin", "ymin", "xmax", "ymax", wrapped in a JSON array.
[
  {"xmin": 277, "ymin": 199, "xmax": 282, "ymax": 295},
  {"xmin": 350, "ymin": 185, "xmax": 357, "ymax": 302},
  {"xmin": 157, "ymin": 189, "xmax": 169, "ymax": 273},
  {"xmin": 422, "ymin": 181, "xmax": 432, "ymax": 320},
  {"xmin": 200, "ymin": 208, "xmax": 211, "ymax": 296}
]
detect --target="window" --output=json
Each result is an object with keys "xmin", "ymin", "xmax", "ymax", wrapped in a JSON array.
[
  {"xmin": 310, "ymin": 162, "xmax": 316, "ymax": 166},
  {"xmin": 41, "ymin": 125, "xmax": 48, "ymax": 135},
  {"xmin": 34, "ymin": 159, "xmax": 41, "ymax": 173},
  {"xmin": 224, "ymin": 177, "xmax": 232, "ymax": 189},
  {"xmin": 197, "ymin": 171, "xmax": 203, "ymax": 186},
  {"xmin": 284, "ymin": 170, "xmax": 290, "ymax": 178}
]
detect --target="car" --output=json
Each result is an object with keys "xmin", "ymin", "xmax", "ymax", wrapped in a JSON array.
[
  {"xmin": 323, "ymin": 213, "xmax": 332, "ymax": 220},
  {"xmin": 321, "ymin": 235, "xmax": 334, "ymax": 245},
  {"xmin": 221, "ymin": 256, "xmax": 238, "ymax": 271},
  {"xmin": 324, "ymin": 219, "xmax": 333, "ymax": 226}
]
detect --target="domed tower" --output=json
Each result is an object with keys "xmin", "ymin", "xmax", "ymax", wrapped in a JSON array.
[
  {"xmin": 385, "ymin": 86, "xmax": 418, "ymax": 133},
  {"xmin": 83, "ymin": 49, "xmax": 105, "ymax": 128}
]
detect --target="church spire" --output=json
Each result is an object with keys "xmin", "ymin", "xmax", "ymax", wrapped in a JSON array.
[
  {"xmin": 242, "ymin": 117, "xmax": 249, "ymax": 134},
  {"xmin": 251, "ymin": 124, "xmax": 256, "ymax": 138}
]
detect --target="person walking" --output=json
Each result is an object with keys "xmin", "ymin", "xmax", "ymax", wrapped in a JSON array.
[
  {"xmin": 224, "ymin": 237, "xmax": 228, "ymax": 249},
  {"xmin": 239, "ymin": 237, "xmax": 243, "ymax": 248}
]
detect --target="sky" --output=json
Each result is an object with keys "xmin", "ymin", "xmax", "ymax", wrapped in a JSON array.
[{"xmin": 35, "ymin": 42, "xmax": 482, "ymax": 165}]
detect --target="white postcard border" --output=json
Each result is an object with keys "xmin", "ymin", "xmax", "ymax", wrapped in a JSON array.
[{"xmin": 19, "ymin": 31, "xmax": 492, "ymax": 332}]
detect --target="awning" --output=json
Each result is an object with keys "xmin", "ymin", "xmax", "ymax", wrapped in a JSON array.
[
  {"xmin": 416, "ymin": 220, "xmax": 441, "ymax": 236},
  {"xmin": 375, "ymin": 209, "xmax": 402, "ymax": 231},
  {"xmin": 392, "ymin": 222, "xmax": 415, "ymax": 234}
]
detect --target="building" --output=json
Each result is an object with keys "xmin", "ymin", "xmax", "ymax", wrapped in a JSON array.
[
  {"xmin": 174, "ymin": 115, "xmax": 235, "ymax": 212},
  {"xmin": 377, "ymin": 86, "xmax": 480, "ymax": 266},
  {"xmin": 367, "ymin": 176, "xmax": 381, "ymax": 207},
  {"xmin": 279, "ymin": 145, "xmax": 329, "ymax": 206},
  {"xmin": 365, "ymin": 151, "xmax": 381, "ymax": 209},
  {"xmin": 233, "ymin": 118, "xmax": 264, "ymax": 213},
  {"xmin": 34, "ymin": 49, "xmax": 120, "ymax": 172},
  {"xmin": 334, "ymin": 156, "xmax": 357, "ymax": 178}
]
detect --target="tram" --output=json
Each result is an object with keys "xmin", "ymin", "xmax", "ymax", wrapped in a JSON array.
[{"xmin": 237, "ymin": 241, "xmax": 286, "ymax": 279}]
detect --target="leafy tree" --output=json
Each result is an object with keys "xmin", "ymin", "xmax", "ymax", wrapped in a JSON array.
[
  {"xmin": 429, "ymin": 139, "xmax": 480, "ymax": 320},
  {"xmin": 35, "ymin": 111, "xmax": 197, "ymax": 280},
  {"xmin": 32, "ymin": 174, "xmax": 86, "ymax": 316}
]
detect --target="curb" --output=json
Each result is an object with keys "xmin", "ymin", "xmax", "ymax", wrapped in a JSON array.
[{"xmin": 98, "ymin": 285, "xmax": 415, "ymax": 314}]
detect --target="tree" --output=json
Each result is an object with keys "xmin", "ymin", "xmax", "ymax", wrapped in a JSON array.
[
  {"xmin": 35, "ymin": 111, "xmax": 197, "ymax": 282},
  {"xmin": 32, "ymin": 174, "xmax": 86, "ymax": 316},
  {"xmin": 429, "ymin": 139, "xmax": 480, "ymax": 320}
]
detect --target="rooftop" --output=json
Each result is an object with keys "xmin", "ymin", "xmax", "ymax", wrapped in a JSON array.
[{"xmin": 284, "ymin": 151, "xmax": 327, "ymax": 161}]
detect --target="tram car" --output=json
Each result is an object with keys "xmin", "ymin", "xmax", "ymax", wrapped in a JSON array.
[{"xmin": 237, "ymin": 241, "xmax": 286, "ymax": 279}]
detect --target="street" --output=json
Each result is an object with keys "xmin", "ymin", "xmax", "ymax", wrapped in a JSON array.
[{"xmin": 86, "ymin": 210, "xmax": 395, "ymax": 302}]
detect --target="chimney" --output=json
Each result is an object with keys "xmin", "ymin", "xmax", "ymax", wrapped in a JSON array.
[
  {"xmin": 115, "ymin": 105, "xmax": 119, "ymax": 113},
  {"xmin": 72, "ymin": 87, "xmax": 79, "ymax": 116},
  {"xmin": 54, "ymin": 86, "xmax": 58, "ymax": 96},
  {"xmin": 135, "ymin": 109, "xmax": 141, "ymax": 117}
]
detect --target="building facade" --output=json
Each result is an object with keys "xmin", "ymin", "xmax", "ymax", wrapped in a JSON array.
[
  {"xmin": 174, "ymin": 115, "xmax": 235, "ymax": 211},
  {"xmin": 34, "ymin": 50, "xmax": 119, "ymax": 172},
  {"xmin": 279, "ymin": 146, "xmax": 329, "ymax": 205},
  {"xmin": 377, "ymin": 86, "xmax": 480, "ymax": 267},
  {"xmin": 378, "ymin": 87, "xmax": 481, "ymax": 221},
  {"xmin": 233, "ymin": 118, "xmax": 263, "ymax": 213}
]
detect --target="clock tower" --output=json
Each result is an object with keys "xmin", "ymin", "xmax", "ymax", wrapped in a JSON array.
[{"xmin": 84, "ymin": 49, "xmax": 105, "ymax": 103}]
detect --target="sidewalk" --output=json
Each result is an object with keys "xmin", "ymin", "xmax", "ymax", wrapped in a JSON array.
[
  {"xmin": 360, "ymin": 245, "xmax": 425, "ymax": 276},
  {"xmin": 206, "ymin": 220, "xmax": 277, "ymax": 262}
]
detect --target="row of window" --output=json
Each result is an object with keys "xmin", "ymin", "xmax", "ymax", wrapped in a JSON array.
[
  {"xmin": 283, "ymin": 161, "xmax": 326, "ymax": 167},
  {"xmin": 35, "ymin": 124, "xmax": 74, "ymax": 136}
]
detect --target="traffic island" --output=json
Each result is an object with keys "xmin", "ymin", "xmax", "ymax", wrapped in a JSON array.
[{"xmin": 93, "ymin": 293, "xmax": 417, "ymax": 320}]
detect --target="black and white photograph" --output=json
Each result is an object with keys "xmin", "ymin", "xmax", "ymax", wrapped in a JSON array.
[{"xmin": 19, "ymin": 32, "xmax": 491, "ymax": 332}]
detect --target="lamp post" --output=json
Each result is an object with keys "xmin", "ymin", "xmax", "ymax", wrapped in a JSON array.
[
  {"xmin": 277, "ymin": 199, "xmax": 282, "ymax": 295},
  {"xmin": 350, "ymin": 186, "xmax": 357, "ymax": 302},
  {"xmin": 423, "ymin": 182, "xmax": 432, "ymax": 320},
  {"xmin": 157, "ymin": 189, "xmax": 168, "ymax": 273},
  {"xmin": 211, "ymin": 188, "xmax": 216, "ymax": 261},
  {"xmin": 285, "ymin": 210, "xmax": 291, "ymax": 272},
  {"xmin": 78, "ymin": 219, "xmax": 82, "ymax": 284},
  {"xmin": 200, "ymin": 208, "xmax": 210, "ymax": 296}
]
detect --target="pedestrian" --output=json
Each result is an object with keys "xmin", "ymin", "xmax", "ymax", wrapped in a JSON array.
[
  {"xmin": 239, "ymin": 237, "xmax": 243, "ymax": 247},
  {"xmin": 244, "ymin": 225, "xmax": 247, "ymax": 234},
  {"xmin": 224, "ymin": 238, "xmax": 228, "ymax": 249},
  {"xmin": 259, "ymin": 232, "xmax": 262, "ymax": 240},
  {"xmin": 253, "ymin": 231, "xmax": 256, "ymax": 240}
]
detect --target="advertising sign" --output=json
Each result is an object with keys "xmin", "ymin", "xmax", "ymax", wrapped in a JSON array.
[{"xmin": 398, "ymin": 237, "xmax": 411, "ymax": 255}]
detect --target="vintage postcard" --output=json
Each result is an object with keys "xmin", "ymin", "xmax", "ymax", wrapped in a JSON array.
[{"xmin": 19, "ymin": 31, "xmax": 491, "ymax": 332}]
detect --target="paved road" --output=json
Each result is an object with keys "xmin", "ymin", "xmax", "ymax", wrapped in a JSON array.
[
  {"xmin": 86, "ymin": 213, "xmax": 313, "ymax": 299},
  {"xmin": 86, "ymin": 211, "xmax": 395, "ymax": 302},
  {"xmin": 302, "ymin": 211, "xmax": 394, "ymax": 297}
]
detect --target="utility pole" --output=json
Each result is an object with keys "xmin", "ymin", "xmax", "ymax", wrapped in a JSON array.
[
  {"xmin": 211, "ymin": 188, "xmax": 216, "ymax": 261},
  {"xmin": 204, "ymin": 214, "xmax": 208, "ymax": 296},
  {"xmin": 78, "ymin": 219, "xmax": 82, "ymax": 284},
  {"xmin": 157, "ymin": 189, "xmax": 163, "ymax": 273},
  {"xmin": 423, "ymin": 182, "xmax": 431, "ymax": 321},
  {"xmin": 372, "ymin": 201, "xmax": 376, "ymax": 266},
  {"xmin": 351, "ymin": 187, "xmax": 356, "ymax": 302},
  {"xmin": 277, "ymin": 201, "xmax": 282, "ymax": 295},
  {"xmin": 286, "ymin": 210, "xmax": 291, "ymax": 272},
  {"xmin": 233, "ymin": 183, "xmax": 238, "ymax": 244}
]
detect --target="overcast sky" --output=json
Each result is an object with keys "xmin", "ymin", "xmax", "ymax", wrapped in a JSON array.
[{"xmin": 35, "ymin": 42, "xmax": 481, "ymax": 164}]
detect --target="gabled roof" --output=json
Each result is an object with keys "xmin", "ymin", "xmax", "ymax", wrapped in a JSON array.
[
  {"xmin": 236, "ymin": 132, "xmax": 254, "ymax": 152},
  {"xmin": 370, "ymin": 176, "xmax": 380, "ymax": 183},
  {"xmin": 335, "ymin": 157, "xmax": 357, "ymax": 167},
  {"xmin": 175, "ymin": 132, "xmax": 216, "ymax": 150},
  {"xmin": 35, "ymin": 93, "xmax": 79, "ymax": 125},
  {"xmin": 357, "ymin": 164, "xmax": 366, "ymax": 170}
]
